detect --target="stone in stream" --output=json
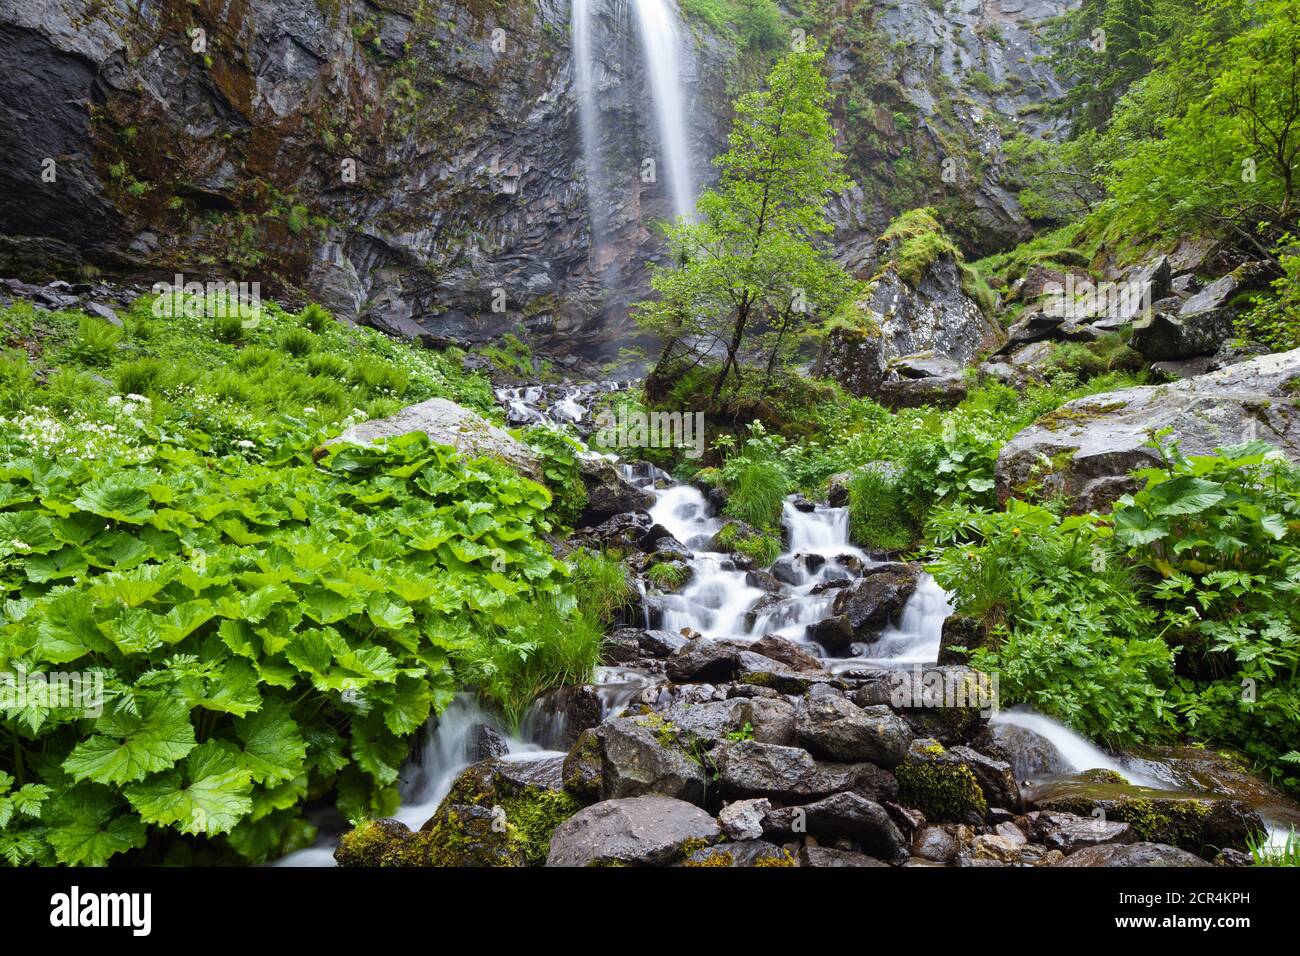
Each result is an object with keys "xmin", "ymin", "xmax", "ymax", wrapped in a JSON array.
[
  {"xmin": 799, "ymin": 846, "xmax": 889, "ymax": 867},
  {"xmin": 545, "ymin": 796, "xmax": 722, "ymax": 867},
  {"xmin": 994, "ymin": 347, "xmax": 1300, "ymax": 513},
  {"xmin": 600, "ymin": 626, "xmax": 689, "ymax": 665},
  {"xmin": 911, "ymin": 825, "xmax": 964, "ymax": 863},
  {"xmin": 895, "ymin": 738, "xmax": 1018, "ymax": 823},
  {"xmin": 811, "ymin": 564, "xmax": 921, "ymax": 650},
  {"xmin": 970, "ymin": 722, "xmax": 1072, "ymax": 780},
  {"xmin": 1031, "ymin": 793, "xmax": 1265, "ymax": 857},
  {"xmin": 711, "ymin": 739, "xmax": 898, "ymax": 804},
  {"xmin": 562, "ymin": 727, "xmax": 603, "ymax": 801},
  {"xmin": 794, "ymin": 693, "xmax": 914, "ymax": 768},
  {"xmin": 852, "ymin": 666, "xmax": 992, "ymax": 746},
  {"xmin": 335, "ymin": 755, "xmax": 581, "ymax": 867},
  {"xmin": 683, "ymin": 840, "xmax": 793, "ymax": 867},
  {"xmin": 576, "ymin": 456, "xmax": 654, "ymax": 524},
  {"xmin": 762, "ymin": 792, "xmax": 910, "ymax": 863},
  {"xmin": 718, "ymin": 798, "xmax": 772, "ymax": 841},
  {"xmin": 1055, "ymin": 842, "xmax": 1213, "ymax": 867},
  {"xmin": 1030, "ymin": 810, "xmax": 1136, "ymax": 853},
  {"xmin": 594, "ymin": 715, "xmax": 707, "ymax": 804}
]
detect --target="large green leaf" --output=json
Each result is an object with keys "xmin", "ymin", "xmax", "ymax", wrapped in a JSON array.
[
  {"xmin": 125, "ymin": 741, "xmax": 253, "ymax": 836},
  {"xmin": 64, "ymin": 697, "xmax": 197, "ymax": 785}
]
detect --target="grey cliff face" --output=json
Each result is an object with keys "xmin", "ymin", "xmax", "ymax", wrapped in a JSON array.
[{"xmin": 0, "ymin": 0, "xmax": 1074, "ymax": 358}]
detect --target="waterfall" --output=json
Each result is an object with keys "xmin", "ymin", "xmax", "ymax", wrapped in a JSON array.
[
  {"xmin": 631, "ymin": 0, "xmax": 696, "ymax": 220},
  {"xmin": 571, "ymin": 0, "xmax": 609, "ymax": 241}
]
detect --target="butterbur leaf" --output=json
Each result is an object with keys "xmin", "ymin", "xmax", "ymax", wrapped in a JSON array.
[
  {"xmin": 71, "ymin": 476, "xmax": 155, "ymax": 523},
  {"xmin": 384, "ymin": 675, "xmax": 433, "ymax": 736},
  {"xmin": 46, "ymin": 784, "xmax": 148, "ymax": 866},
  {"xmin": 125, "ymin": 741, "xmax": 253, "ymax": 836},
  {"xmin": 0, "ymin": 510, "xmax": 60, "ymax": 555},
  {"xmin": 25, "ymin": 546, "xmax": 90, "ymax": 583},
  {"xmin": 366, "ymin": 593, "xmax": 414, "ymax": 630},
  {"xmin": 190, "ymin": 659, "xmax": 262, "ymax": 717},
  {"xmin": 64, "ymin": 696, "xmax": 197, "ymax": 785},
  {"xmin": 233, "ymin": 700, "xmax": 308, "ymax": 785}
]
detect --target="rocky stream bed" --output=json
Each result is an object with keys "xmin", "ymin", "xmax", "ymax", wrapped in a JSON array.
[{"xmin": 271, "ymin": 383, "xmax": 1300, "ymax": 869}]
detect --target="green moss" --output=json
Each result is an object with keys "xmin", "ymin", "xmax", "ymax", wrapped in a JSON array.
[
  {"xmin": 754, "ymin": 850, "xmax": 797, "ymax": 867},
  {"xmin": 335, "ymin": 819, "xmax": 429, "ymax": 867},
  {"xmin": 1077, "ymin": 768, "xmax": 1129, "ymax": 785},
  {"xmin": 896, "ymin": 757, "xmax": 988, "ymax": 822},
  {"xmin": 880, "ymin": 208, "xmax": 961, "ymax": 287},
  {"xmin": 1034, "ymin": 401, "xmax": 1126, "ymax": 433},
  {"xmin": 684, "ymin": 850, "xmax": 735, "ymax": 867}
]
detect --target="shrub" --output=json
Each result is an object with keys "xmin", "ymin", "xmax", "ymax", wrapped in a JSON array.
[
  {"xmin": 63, "ymin": 316, "xmax": 123, "ymax": 367},
  {"xmin": 299, "ymin": 302, "xmax": 332, "ymax": 333},
  {"xmin": 717, "ymin": 423, "xmax": 791, "ymax": 530},
  {"xmin": 1112, "ymin": 439, "xmax": 1300, "ymax": 793},
  {"xmin": 928, "ymin": 500, "xmax": 1176, "ymax": 744},
  {"xmin": 570, "ymin": 549, "xmax": 633, "ymax": 627},
  {"xmin": 277, "ymin": 328, "xmax": 316, "ymax": 357}
]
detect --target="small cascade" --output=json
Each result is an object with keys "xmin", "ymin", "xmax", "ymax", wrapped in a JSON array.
[
  {"xmin": 990, "ymin": 707, "xmax": 1135, "ymax": 781},
  {"xmin": 854, "ymin": 575, "xmax": 954, "ymax": 668},
  {"xmin": 631, "ymin": 0, "xmax": 696, "ymax": 220}
]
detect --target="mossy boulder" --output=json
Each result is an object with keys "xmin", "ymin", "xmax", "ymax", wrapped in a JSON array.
[
  {"xmin": 336, "ymin": 755, "xmax": 583, "ymax": 867},
  {"xmin": 1034, "ymin": 794, "xmax": 1265, "ymax": 858},
  {"xmin": 895, "ymin": 739, "xmax": 990, "ymax": 824}
]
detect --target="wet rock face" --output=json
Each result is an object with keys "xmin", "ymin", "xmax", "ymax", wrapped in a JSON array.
[
  {"xmin": 0, "ymin": 0, "xmax": 733, "ymax": 358},
  {"xmin": 995, "ymin": 348, "xmax": 1300, "ymax": 513},
  {"xmin": 823, "ymin": 0, "xmax": 1078, "ymax": 255}
]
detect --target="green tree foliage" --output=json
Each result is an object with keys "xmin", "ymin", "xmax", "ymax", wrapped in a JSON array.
[
  {"xmin": 1103, "ymin": 0, "xmax": 1300, "ymax": 253},
  {"xmin": 638, "ymin": 43, "xmax": 859, "ymax": 401}
]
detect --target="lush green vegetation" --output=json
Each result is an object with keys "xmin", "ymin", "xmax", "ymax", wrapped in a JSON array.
[{"xmin": 0, "ymin": 294, "xmax": 602, "ymax": 865}]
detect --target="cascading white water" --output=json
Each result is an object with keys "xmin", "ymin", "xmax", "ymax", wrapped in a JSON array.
[
  {"xmin": 631, "ymin": 0, "xmax": 696, "ymax": 220},
  {"xmin": 571, "ymin": 0, "xmax": 609, "ymax": 241},
  {"xmin": 991, "ymin": 707, "xmax": 1136, "ymax": 781},
  {"xmin": 275, "ymin": 695, "xmax": 559, "ymax": 867},
  {"xmin": 857, "ymin": 575, "xmax": 954, "ymax": 667}
]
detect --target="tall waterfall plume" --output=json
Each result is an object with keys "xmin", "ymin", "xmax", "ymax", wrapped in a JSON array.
[{"xmin": 631, "ymin": 0, "xmax": 697, "ymax": 220}]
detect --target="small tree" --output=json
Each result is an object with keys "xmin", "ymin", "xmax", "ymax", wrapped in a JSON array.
[{"xmin": 637, "ymin": 42, "xmax": 859, "ymax": 402}]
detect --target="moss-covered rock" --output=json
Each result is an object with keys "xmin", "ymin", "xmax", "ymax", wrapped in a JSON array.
[
  {"xmin": 895, "ymin": 739, "xmax": 989, "ymax": 824},
  {"xmin": 1035, "ymin": 794, "xmax": 1265, "ymax": 858},
  {"xmin": 337, "ymin": 755, "xmax": 583, "ymax": 867}
]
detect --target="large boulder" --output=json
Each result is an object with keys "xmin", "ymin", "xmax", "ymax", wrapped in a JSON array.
[
  {"xmin": 1030, "ymin": 810, "xmax": 1137, "ymax": 853},
  {"xmin": 546, "ymin": 796, "xmax": 722, "ymax": 867},
  {"xmin": 995, "ymin": 348, "xmax": 1300, "ymax": 512},
  {"xmin": 1130, "ymin": 308, "xmax": 1235, "ymax": 360},
  {"xmin": 331, "ymin": 398, "xmax": 542, "ymax": 481},
  {"xmin": 809, "ymin": 565, "xmax": 921, "ymax": 651},
  {"xmin": 1032, "ymin": 794, "xmax": 1265, "ymax": 857},
  {"xmin": 577, "ymin": 456, "xmax": 654, "ymax": 525},
  {"xmin": 794, "ymin": 694, "xmax": 914, "ymax": 767},
  {"xmin": 711, "ymin": 740, "xmax": 896, "ymax": 803},
  {"xmin": 762, "ymin": 792, "xmax": 910, "ymax": 863},
  {"xmin": 594, "ymin": 715, "xmax": 708, "ymax": 804},
  {"xmin": 334, "ymin": 755, "xmax": 580, "ymax": 867},
  {"xmin": 814, "ymin": 257, "xmax": 1002, "ymax": 400},
  {"xmin": 895, "ymin": 738, "xmax": 1017, "ymax": 823}
]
